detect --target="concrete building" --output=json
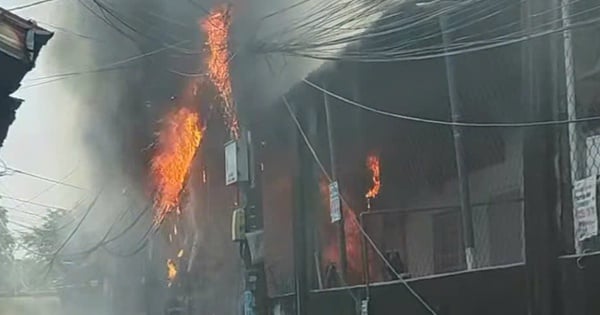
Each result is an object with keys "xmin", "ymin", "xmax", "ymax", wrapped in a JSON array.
[{"xmin": 256, "ymin": 0, "xmax": 600, "ymax": 314}]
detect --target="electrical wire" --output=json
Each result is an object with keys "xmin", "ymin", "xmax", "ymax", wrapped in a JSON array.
[
  {"xmin": 282, "ymin": 96, "xmax": 437, "ymax": 315},
  {"xmin": 37, "ymin": 21, "xmax": 108, "ymax": 42},
  {"xmin": 13, "ymin": 0, "xmax": 221, "ymax": 90},
  {"xmin": 7, "ymin": 0, "xmax": 59, "ymax": 11},
  {"xmin": 24, "ymin": 38, "xmax": 189, "ymax": 82},
  {"xmin": 79, "ymin": 0, "xmax": 200, "ymax": 55},
  {"xmin": 18, "ymin": 37, "xmax": 192, "ymax": 90},
  {"xmin": 252, "ymin": 0, "xmax": 600, "ymax": 63},
  {"xmin": 302, "ymin": 78, "xmax": 600, "ymax": 127},
  {"xmin": 34, "ymin": 200, "xmax": 155, "ymax": 262},
  {"xmin": 48, "ymin": 190, "xmax": 101, "ymax": 257},
  {"xmin": 5, "ymin": 162, "xmax": 81, "ymax": 213},
  {"xmin": 0, "ymin": 194, "xmax": 72, "ymax": 212},
  {"xmin": 101, "ymin": 222, "xmax": 155, "ymax": 257},
  {"xmin": 7, "ymin": 167, "xmax": 85, "ymax": 190},
  {"xmin": 42, "ymin": 189, "xmax": 103, "ymax": 277}
]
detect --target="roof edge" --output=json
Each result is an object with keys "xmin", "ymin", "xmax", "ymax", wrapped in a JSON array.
[{"xmin": 0, "ymin": 7, "xmax": 53, "ymax": 35}]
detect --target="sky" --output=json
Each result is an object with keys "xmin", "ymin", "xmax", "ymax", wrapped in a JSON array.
[{"xmin": 0, "ymin": 0, "xmax": 94, "ymax": 234}]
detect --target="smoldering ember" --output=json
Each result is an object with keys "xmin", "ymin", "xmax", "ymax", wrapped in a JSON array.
[{"xmin": 1, "ymin": 0, "xmax": 600, "ymax": 314}]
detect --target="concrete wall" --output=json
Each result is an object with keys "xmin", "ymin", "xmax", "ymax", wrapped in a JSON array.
[
  {"xmin": 269, "ymin": 264, "xmax": 527, "ymax": 315},
  {"xmin": 272, "ymin": 254, "xmax": 600, "ymax": 315}
]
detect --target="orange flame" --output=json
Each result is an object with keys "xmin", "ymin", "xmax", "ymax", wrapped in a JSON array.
[
  {"xmin": 167, "ymin": 259, "xmax": 177, "ymax": 285},
  {"xmin": 365, "ymin": 154, "xmax": 381, "ymax": 199},
  {"xmin": 202, "ymin": 5, "xmax": 239, "ymax": 138},
  {"xmin": 150, "ymin": 106, "xmax": 203, "ymax": 222}
]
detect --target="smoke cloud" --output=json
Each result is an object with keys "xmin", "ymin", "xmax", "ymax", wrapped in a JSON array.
[{"xmin": 25, "ymin": 0, "xmax": 354, "ymax": 313}]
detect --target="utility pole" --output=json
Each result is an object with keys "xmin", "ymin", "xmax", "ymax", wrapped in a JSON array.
[
  {"xmin": 323, "ymin": 86, "xmax": 348, "ymax": 279},
  {"xmin": 439, "ymin": 10, "xmax": 476, "ymax": 270},
  {"xmin": 522, "ymin": 0, "xmax": 561, "ymax": 314},
  {"xmin": 561, "ymin": 0, "xmax": 580, "ymax": 254},
  {"xmin": 229, "ymin": 113, "xmax": 266, "ymax": 315},
  {"xmin": 292, "ymin": 100, "xmax": 311, "ymax": 315},
  {"xmin": 225, "ymin": 127, "xmax": 267, "ymax": 315}
]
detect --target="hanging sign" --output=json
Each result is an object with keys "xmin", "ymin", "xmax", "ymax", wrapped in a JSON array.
[
  {"xmin": 225, "ymin": 140, "xmax": 237, "ymax": 186},
  {"xmin": 329, "ymin": 181, "xmax": 341, "ymax": 223},
  {"xmin": 361, "ymin": 299, "xmax": 369, "ymax": 315},
  {"xmin": 573, "ymin": 173, "xmax": 598, "ymax": 241}
]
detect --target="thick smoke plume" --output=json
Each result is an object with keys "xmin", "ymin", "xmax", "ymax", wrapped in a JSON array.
[{"xmin": 41, "ymin": 0, "xmax": 364, "ymax": 313}]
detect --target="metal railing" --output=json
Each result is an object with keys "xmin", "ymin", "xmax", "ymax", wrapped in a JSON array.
[{"xmin": 359, "ymin": 198, "xmax": 524, "ymax": 288}]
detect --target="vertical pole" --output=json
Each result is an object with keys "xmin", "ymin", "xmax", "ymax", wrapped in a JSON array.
[
  {"xmin": 237, "ymin": 126, "xmax": 267, "ymax": 315},
  {"xmin": 360, "ymin": 213, "xmax": 370, "ymax": 297},
  {"xmin": 522, "ymin": 0, "xmax": 560, "ymax": 314},
  {"xmin": 561, "ymin": 0, "xmax": 581, "ymax": 254},
  {"xmin": 323, "ymin": 87, "xmax": 349, "ymax": 280},
  {"xmin": 293, "ymin": 103, "xmax": 308, "ymax": 315},
  {"xmin": 439, "ymin": 12, "xmax": 476, "ymax": 270}
]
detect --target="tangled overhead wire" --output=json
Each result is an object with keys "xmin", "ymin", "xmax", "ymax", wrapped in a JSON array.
[{"xmin": 251, "ymin": 0, "xmax": 600, "ymax": 62}]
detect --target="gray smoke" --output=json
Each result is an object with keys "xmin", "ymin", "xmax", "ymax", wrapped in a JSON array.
[{"xmin": 42, "ymin": 0, "xmax": 342, "ymax": 313}]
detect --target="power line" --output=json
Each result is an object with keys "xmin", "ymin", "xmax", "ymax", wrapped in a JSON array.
[
  {"xmin": 302, "ymin": 78, "xmax": 600, "ymax": 127},
  {"xmin": 19, "ymin": 39, "xmax": 191, "ymax": 89},
  {"xmin": 253, "ymin": 0, "xmax": 600, "ymax": 63},
  {"xmin": 282, "ymin": 96, "xmax": 438, "ymax": 315},
  {"xmin": 102, "ymin": 222, "xmax": 155, "ymax": 258},
  {"xmin": 44, "ymin": 188, "xmax": 102, "ymax": 277},
  {"xmin": 0, "ymin": 194, "xmax": 71, "ymax": 211},
  {"xmin": 7, "ymin": 168, "xmax": 85, "ymax": 190},
  {"xmin": 32, "ymin": 198, "xmax": 154, "ymax": 261},
  {"xmin": 6, "ymin": 163, "xmax": 80, "ymax": 213},
  {"xmin": 7, "ymin": 0, "xmax": 59, "ymax": 11},
  {"xmin": 37, "ymin": 21, "xmax": 108, "ymax": 42}
]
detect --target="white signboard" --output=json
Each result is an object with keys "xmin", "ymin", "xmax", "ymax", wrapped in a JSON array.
[
  {"xmin": 361, "ymin": 299, "xmax": 369, "ymax": 315},
  {"xmin": 329, "ymin": 181, "xmax": 341, "ymax": 223},
  {"xmin": 573, "ymin": 173, "xmax": 598, "ymax": 241},
  {"xmin": 225, "ymin": 140, "xmax": 237, "ymax": 186}
]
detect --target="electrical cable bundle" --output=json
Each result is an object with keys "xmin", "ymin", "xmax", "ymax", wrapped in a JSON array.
[{"xmin": 252, "ymin": 0, "xmax": 600, "ymax": 62}]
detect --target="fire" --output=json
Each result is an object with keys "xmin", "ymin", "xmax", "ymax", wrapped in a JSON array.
[
  {"xmin": 202, "ymin": 5, "xmax": 239, "ymax": 138},
  {"xmin": 150, "ymin": 106, "xmax": 203, "ymax": 222},
  {"xmin": 365, "ymin": 154, "xmax": 381, "ymax": 199},
  {"xmin": 318, "ymin": 177, "xmax": 364, "ymax": 284},
  {"xmin": 167, "ymin": 259, "xmax": 177, "ymax": 286}
]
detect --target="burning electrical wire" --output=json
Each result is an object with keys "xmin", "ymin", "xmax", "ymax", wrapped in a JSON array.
[
  {"xmin": 150, "ymin": 105, "xmax": 203, "ymax": 223},
  {"xmin": 202, "ymin": 4, "xmax": 240, "ymax": 139}
]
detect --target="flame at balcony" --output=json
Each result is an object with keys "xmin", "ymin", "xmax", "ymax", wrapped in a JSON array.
[{"xmin": 365, "ymin": 154, "xmax": 381, "ymax": 199}]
